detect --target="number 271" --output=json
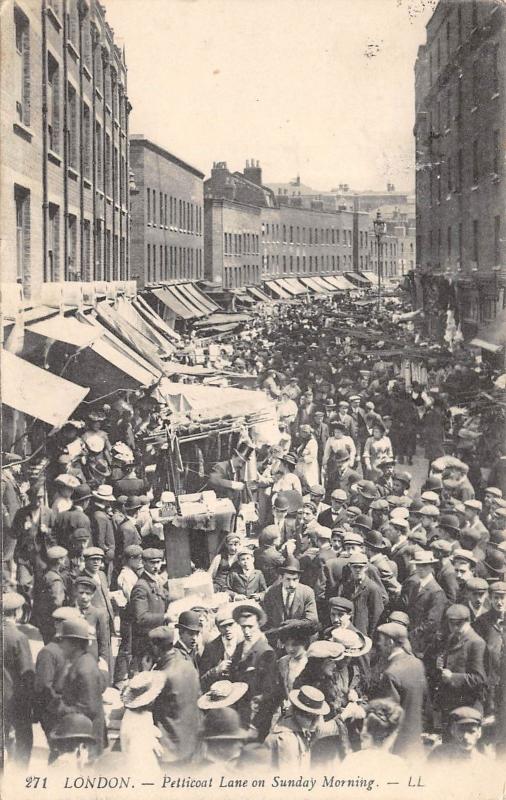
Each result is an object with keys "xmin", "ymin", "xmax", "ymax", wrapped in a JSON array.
[{"xmin": 25, "ymin": 777, "xmax": 47, "ymax": 789}]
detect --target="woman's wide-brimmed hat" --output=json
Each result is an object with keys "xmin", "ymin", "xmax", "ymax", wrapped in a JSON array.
[
  {"xmin": 197, "ymin": 680, "xmax": 249, "ymax": 710},
  {"xmin": 121, "ymin": 671, "xmax": 166, "ymax": 710},
  {"xmin": 289, "ymin": 685, "xmax": 330, "ymax": 717}
]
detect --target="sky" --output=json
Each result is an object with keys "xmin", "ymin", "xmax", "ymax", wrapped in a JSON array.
[{"xmin": 104, "ymin": 0, "xmax": 437, "ymax": 192}]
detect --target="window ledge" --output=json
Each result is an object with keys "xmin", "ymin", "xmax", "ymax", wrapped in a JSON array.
[
  {"xmin": 491, "ymin": 92, "xmax": 500, "ymax": 100},
  {"xmin": 470, "ymin": 105, "xmax": 478, "ymax": 113},
  {"xmin": 83, "ymin": 177, "xmax": 92, "ymax": 189},
  {"xmin": 67, "ymin": 166, "xmax": 79, "ymax": 180},
  {"xmin": 13, "ymin": 121, "xmax": 32, "ymax": 142},
  {"xmin": 47, "ymin": 149, "xmax": 61, "ymax": 166},
  {"xmin": 105, "ymin": 104, "xmax": 112, "ymax": 116},
  {"xmin": 67, "ymin": 40, "xmax": 79, "ymax": 60},
  {"xmin": 491, "ymin": 173, "xmax": 501, "ymax": 183},
  {"xmin": 46, "ymin": 6, "xmax": 62, "ymax": 30},
  {"xmin": 95, "ymin": 88, "xmax": 103, "ymax": 101},
  {"xmin": 471, "ymin": 184, "xmax": 479, "ymax": 192},
  {"xmin": 82, "ymin": 64, "xmax": 92, "ymax": 82}
]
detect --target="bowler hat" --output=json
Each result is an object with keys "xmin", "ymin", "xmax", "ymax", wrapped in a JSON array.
[
  {"xmin": 202, "ymin": 707, "xmax": 250, "ymax": 740},
  {"xmin": 176, "ymin": 610, "xmax": 201, "ymax": 632},
  {"xmin": 74, "ymin": 484, "xmax": 92, "ymax": 502},
  {"xmin": 124, "ymin": 496, "xmax": 143, "ymax": 512},
  {"xmin": 273, "ymin": 494, "xmax": 290, "ymax": 512},
  {"xmin": 289, "ymin": 685, "xmax": 330, "ymax": 717},
  {"xmin": 393, "ymin": 470, "xmax": 412, "ymax": 486},
  {"xmin": 364, "ymin": 530, "xmax": 386, "ymax": 551},
  {"xmin": 50, "ymin": 713, "xmax": 96, "ymax": 742},
  {"xmin": 59, "ymin": 618, "xmax": 93, "ymax": 640},
  {"xmin": 439, "ymin": 514, "xmax": 461, "ymax": 537}
]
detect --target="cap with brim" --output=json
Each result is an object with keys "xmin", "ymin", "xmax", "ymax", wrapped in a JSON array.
[
  {"xmin": 419, "ymin": 505, "xmax": 440, "ymax": 517},
  {"xmin": 431, "ymin": 539, "xmax": 453, "ymax": 555},
  {"xmin": 236, "ymin": 546, "xmax": 254, "ymax": 558},
  {"xmin": 289, "ymin": 685, "xmax": 330, "ymax": 717},
  {"xmin": 232, "ymin": 602, "xmax": 267, "ymax": 627},
  {"xmin": 54, "ymin": 474, "xmax": 80, "ymax": 489},
  {"xmin": 124, "ymin": 544, "xmax": 143, "ymax": 559},
  {"xmin": 377, "ymin": 622, "xmax": 409, "ymax": 643},
  {"xmin": 330, "ymin": 628, "xmax": 372, "ymax": 656},
  {"xmin": 388, "ymin": 610, "xmax": 410, "ymax": 627},
  {"xmin": 72, "ymin": 576, "xmax": 97, "ymax": 593},
  {"xmin": 331, "ymin": 489, "xmax": 348, "ymax": 502},
  {"xmin": 348, "ymin": 553, "xmax": 369, "ymax": 565},
  {"xmin": 121, "ymin": 671, "xmax": 166, "ymax": 710},
  {"xmin": 356, "ymin": 481, "xmax": 378, "ymax": 500},
  {"xmin": 306, "ymin": 640, "xmax": 345, "ymax": 660},
  {"xmin": 465, "ymin": 577, "xmax": 489, "ymax": 592},
  {"xmin": 83, "ymin": 547, "xmax": 105, "ymax": 559},
  {"xmin": 316, "ymin": 526, "xmax": 332, "ymax": 540},
  {"xmin": 410, "ymin": 550, "xmax": 438, "ymax": 566},
  {"xmin": 46, "ymin": 545, "xmax": 68, "ymax": 560},
  {"xmin": 489, "ymin": 580, "xmax": 506, "ymax": 594},
  {"xmin": 215, "ymin": 605, "xmax": 236, "ymax": 626},
  {"xmin": 329, "ymin": 597, "xmax": 354, "ymax": 613},
  {"xmin": 421, "ymin": 491, "xmax": 440, "ymax": 505},
  {"xmin": 2, "ymin": 592, "xmax": 25, "ymax": 612},
  {"xmin": 391, "ymin": 518, "xmax": 409, "ymax": 530},
  {"xmin": 198, "ymin": 680, "xmax": 249, "ymax": 710},
  {"xmin": 453, "ymin": 548, "xmax": 477, "ymax": 565},
  {"xmin": 464, "ymin": 500, "xmax": 482, "ymax": 512},
  {"xmin": 74, "ymin": 484, "xmax": 92, "ymax": 502},
  {"xmin": 486, "ymin": 487, "xmax": 503, "ymax": 499},
  {"xmin": 52, "ymin": 606, "xmax": 82, "ymax": 621},
  {"xmin": 148, "ymin": 625, "xmax": 176, "ymax": 643},
  {"xmin": 59, "ymin": 619, "xmax": 93, "ymax": 640},
  {"xmin": 280, "ymin": 453, "xmax": 298, "ymax": 468},
  {"xmin": 446, "ymin": 604, "xmax": 471, "ymax": 621},
  {"xmin": 346, "ymin": 506, "xmax": 362, "ymax": 517},
  {"xmin": 50, "ymin": 713, "xmax": 96, "ymax": 742},
  {"xmin": 225, "ymin": 533, "xmax": 242, "ymax": 545},
  {"xmin": 371, "ymin": 499, "xmax": 389, "ymax": 511},
  {"xmin": 449, "ymin": 706, "xmax": 482, "ymax": 726},
  {"xmin": 142, "ymin": 548, "xmax": 164, "ymax": 561}
]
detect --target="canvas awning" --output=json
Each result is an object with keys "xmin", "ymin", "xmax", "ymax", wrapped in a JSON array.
[
  {"xmin": 361, "ymin": 270, "xmax": 380, "ymax": 288},
  {"xmin": 149, "ymin": 287, "xmax": 195, "ymax": 320},
  {"xmin": 247, "ymin": 286, "xmax": 273, "ymax": 303},
  {"xmin": 193, "ymin": 312, "xmax": 250, "ymax": 328},
  {"xmin": 264, "ymin": 280, "xmax": 292, "ymax": 299},
  {"xmin": 95, "ymin": 302, "xmax": 167, "ymax": 370},
  {"xmin": 168, "ymin": 284, "xmax": 207, "ymax": 318},
  {"xmin": 326, "ymin": 274, "xmax": 355, "ymax": 291},
  {"xmin": 300, "ymin": 277, "xmax": 327, "ymax": 293},
  {"xmin": 115, "ymin": 297, "xmax": 175, "ymax": 354},
  {"xmin": 469, "ymin": 309, "xmax": 506, "ymax": 353},
  {"xmin": 132, "ymin": 296, "xmax": 181, "ymax": 342},
  {"xmin": 26, "ymin": 314, "xmax": 102, "ymax": 348},
  {"xmin": 281, "ymin": 278, "xmax": 308, "ymax": 295},
  {"xmin": 182, "ymin": 282, "xmax": 219, "ymax": 314},
  {"xmin": 345, "ymin": 271, "xmax": 371, "ymax": 287},
  {"xmin": 2, "ymin": 349, "xmax": 89, "ymax": 428}
]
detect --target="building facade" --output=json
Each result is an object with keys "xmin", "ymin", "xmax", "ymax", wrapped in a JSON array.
[
  {"xmin": 204, "ymin": 161, "xmax": 380, "ymax": 288},
  {"xmin": 1, "ymin": 0, "xmax": 131, "ymax": 300},
  {"xmin": 414, "ymin": 0, "xmax": 506, "ymax": 326},
  {"xmin": 129, "ymin": 136, "xmax": 204, "ymax": 288}
]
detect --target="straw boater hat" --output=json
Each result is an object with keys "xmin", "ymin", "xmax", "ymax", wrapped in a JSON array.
[
  {"xmin": 289, "ymin": 686, "xmax": 330, "ymax": 717},
  {"xmin": 410, "ymin": 550, "xmax": 438, "ymax": 567},
  {"xmin": 330, "ymin": 627, "xmax": 372, "ymax": 657},
  {"xmin": 197, "ymin": 680, "xmax": 249, "ymax": 710},
  {"xmin": 121, "ymin": 671, "xmax": 166, "ymax": 710}
]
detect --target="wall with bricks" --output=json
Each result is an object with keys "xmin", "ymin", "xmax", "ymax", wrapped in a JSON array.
[{"xmin": 129, "ymin": 136, "xmax": 204, "ymax": 288}]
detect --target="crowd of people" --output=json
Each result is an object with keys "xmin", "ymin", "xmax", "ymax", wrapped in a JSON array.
[{"xmin": 3, "ymin": 293, "xmax": 506, "ymax": 781}]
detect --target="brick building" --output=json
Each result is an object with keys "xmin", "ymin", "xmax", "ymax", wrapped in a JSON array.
[
  {"xmin": 129, "ymin": 136, "xmax": 204, "ymax": 288},
  {"xmin": 414, "ymin": 0, "xmax": 506, "ymax": 327},
  {"xmin": 204, "ymin": 161, "xmax": 373, "ymax": 288},
  {"xmin": 0, "ymin": 0, "xmax": 131, "ymax": 300}
]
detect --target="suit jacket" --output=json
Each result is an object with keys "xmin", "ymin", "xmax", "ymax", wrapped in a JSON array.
[
  {"xmin": 129, "ymin": 572, "xmax": 170, "ymax": 655},
  {"xmin": 208, "ymin": 459, "xmax": 245, "ymax": 509},
  {"xmin": 32, "ymin": 568, "xmax": 66, "ymax": 642},
  {"xmin": 371, "ymin": 650, "xmax": 427, "ymax": 756},
  {"xmin": 431, "ymin": 627, "xmax": 487, "ymax": 713},
  {"xmin": 436, "ymin": 561, "xmax": 459, "ymax": 603},
  {"xmin": 199, "ymin": 635, "xmax": 229, "ymax": 690},
  {"xmin": 229, "ymin": 635, "xmax": 280, "ymax": 739},
  {"xmin": 263, "ymin": 582, "xmax": 319, "ymax": 629},
  {"xmin": 60, "ymin": 651, "xmax": 106, "ymax": 753},
  {"xmin": 90, "ymin": 508, "xmax": 115, "ymax": 565},
  {"xmin": 226, "ymin": 568, "xmax": 267, "ymax": 600},
  {"xmin": 80, "ymin": 605, "xmax": 111, "ymax": 675},
  {"xmin": 12, "ymin": 505, "xmax": 56, "ymax": 575},
  {"xmin": 317, "ymin": 508, "xmax": 347, "ymax": 529},
  {"xmin": 338, "ymin": 576, "xmax": 385, "ymax": 637},
  {"xmin": 401, "ymin": 575, "xmax": 448, "ymax": 657},
  {"xmin": 33, "ymin": 640, "xmax": 66, "ymax": 734},
  {"xmin": 473, "ymin": 610, "xmax": 504, "ymax": 711},
  {"xmin": 53, "ymin": 506, "xmax": 91, "ymax": 545},
  {"xmin": 390, "ymin": 539, "xmax": 413, "ymax": 585},
  {"xmin": 329, "ymin": 466, "xmax": 361, "ymax": 493},
  {"xmin": 152, "ymin": 649, "xmax": 202, "ymax": 762}
]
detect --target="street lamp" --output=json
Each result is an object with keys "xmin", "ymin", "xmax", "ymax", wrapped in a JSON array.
[{"xmin": 373, "ymin": 210, "xmax": 387, "ymax": 306}]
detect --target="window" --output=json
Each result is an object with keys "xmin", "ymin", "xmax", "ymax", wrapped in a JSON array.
[
  {"xmin": 83, "ymin": 219, "xmax": 91, "ymax": 280},
  {"xmin": 147, "ymin": 243, "xmax": 151, "ymax": 283},
  {"xmin": 153, "ymin": 240, "xmax": 157, "ymax": 279},
  {"xmin": 447, "ymin": 156, "xmax": 452, "ymax": 192},
  {"xmin": 472, "ymin": 219, "xmax": 479, "ymax": 264},
  {"xmin": 447, "ymin": 226, "xmax": 452, "ymax": 257},
  {"xmin": 457, "ymin": 5, "xmax": 462, "ymax": 44},
  {"xmin": 178, "ymin": 199, "xmax": 182, "ymax": 228},
  {"xmin": 159, "ymin": 192, "xmax": 163, "ymax": 226},
  {"xmin": 494, "ymin": 216, "xmax": 501, "ymax": 264},
  {"xmin": 15, "ymin": 185, "xmax": 30, "ymax": 282},
  {"xmin": 472, "ymin": 0, "xmax": 478, "ymax": 28},
  {"xmin": 458, "ymin": 222, "xmax": 463, "ymax": 265},
  {"xmin": 67, "ymin": 83, "xmax": 78, "ymax": 169},
  {"xmin": 14, "ymin": 8, "xmax": 30, "ymax": 126},
  {"xmin": 309, "ymin": 228, "xmax": 312, "ymax": 244},
  {"xmin": 47, "ymin": 52, "xmax": 59, "ymax": 152},
  {"xmin": 472, "ymin": 61, "xmax": 479, "ymax": 107},
  {"xmin": 289, "ymin": 226, "xmax": 293, "ymax": 243},
  {"xmin": 47, "ymin": 203, "xmax": 59, "ymax": 281},
  {"xmin": 472, "ymin": 139, "xmax": 479, "ymax": 184},
  {"xmin": 446, "ymin": 21, "xmax": 450, "ymax": 58},
  {"xmin": 66, "ymin": 0, "xmax": 78, "ymax": 44},
  {"xmin": 437, "ymin": 38, "xmax": 441, "ymax": 69},
  {"xmin": 283, "ymin": 225, "xmax": 287, "ymax": 243},
  {"xmin": 67, "ymin": 214, "xmax": 78, "ymax": 280},
  {"xmin": 105, "ymin": 134, "xmax": 112, "ymax": 194},
  {"xmin": 83, "ymin": 103, "xmax": 91, "ymax": 178},
  {"xmin": 96, "ymin": 122, "xmax": 103, "ymax": 189},
  {"xmin": 457, "ymin": 80, "xmax": 463, "ymax": 122},
  {"xmin": 315, "ymin": 228, "xmax": 318, "ymax": 244},
  {"xmin": 457, "ymin": 148, "xmax": 463, "ymax": 192}
]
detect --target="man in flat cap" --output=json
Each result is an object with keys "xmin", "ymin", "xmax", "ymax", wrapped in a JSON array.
[
  {"xmin": 371, "ymin": 622, "xmax": 428, "ymax": 758},
  {"xmin": 12, "ymin": 481, "xmax": 56, "ymax": 607},
  {"xmin": 32, "ymin": 545, "xmax": 68, "ymax": 643},
  {"xmin": 3, "ymin": 592, "xmax": 34, "ymax": 765},
  {"xmin": 254, "ymin": 526, "xmax": 285, "ymax": 586},
  {"xmin": 73, "ymin": 575, "xmax": 111, "ymax": 677},
  {"xmin": 473, "ymin": 581, "xmax": 506, "ymax": 715},
  {"xmin": 199, "ymin": 605, "xmax": 243, "ymax": 690},
  {"xmin": 81, "ymin": 547, "xmax": 114, "ymax": 629},
  {"xmin": 113, "ymin": 544, "xmax": 144, "ymax": 687},
  {"xmin": 428, "ymin": 706, "xmax": 489, "ymax": 764},
  {"xmin": 336, "ymin": 552, "xmax": 384, "ymax": 638},
  {"xmin": 263, "ymin": 557, "xmax": 319, "ymax": 630},
  {"xmin": 401, "ymin": 550, "xmax": 448, "ymax": 659},
  {"xmin": 130, "ymin": 548, "xmax": 171, "ymax": 667},
  {"xmin": 428, "ymin": 604, "xmax": 486, "ymax": 728}
]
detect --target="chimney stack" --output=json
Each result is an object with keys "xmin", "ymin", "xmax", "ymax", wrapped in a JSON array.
[{"xmin": 243, "ymin": 159, "xmax": 263, "ymax": 186}]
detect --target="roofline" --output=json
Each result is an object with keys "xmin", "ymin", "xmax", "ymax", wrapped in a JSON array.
[{"xmin": 129, "ymin": 136, "xmax": 205, "ymax": 179}]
